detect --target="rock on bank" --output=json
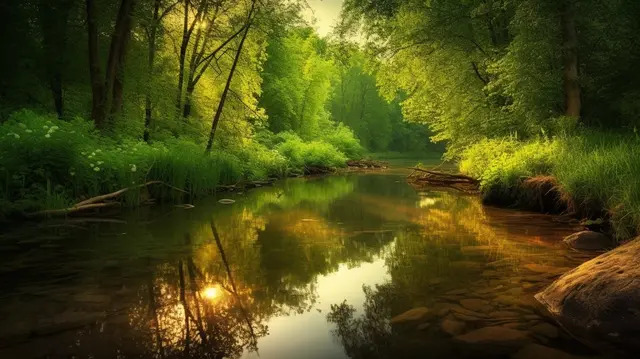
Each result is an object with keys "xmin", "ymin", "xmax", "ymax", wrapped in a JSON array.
[{"xmin": 535, "ymin": 237, "xmax": 640, "ymax": 352}]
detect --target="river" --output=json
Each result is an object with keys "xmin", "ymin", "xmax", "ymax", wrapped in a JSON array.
[{"xmin": 0, "ymin": 165, "xmax": 601, "ymax": 358}]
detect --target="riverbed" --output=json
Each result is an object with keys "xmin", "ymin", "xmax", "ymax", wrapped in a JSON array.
[{"xmin": 0, "ymin": 166, "xmax": 603, "ymax": 358}]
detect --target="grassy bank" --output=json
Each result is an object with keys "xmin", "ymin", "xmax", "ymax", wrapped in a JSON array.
[
  {"xmin": 459, "ymin": 131, "xmax": 640, "ymax": 240},
  {"xmin": 0, "ymin": 111, "xmax": 362, "ymax": 217}
]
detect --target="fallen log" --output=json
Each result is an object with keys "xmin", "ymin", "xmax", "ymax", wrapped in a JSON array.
[
  {"xmin": 408, "ymin": 167, "xmax": 479, "ymax": 184},
  {"xmin": 28, "ymin": 181, "xmax": 187, "ymax": 218},
  {"xmin": 407, "ymin": 166, "xmax": 480, "ymax": 193},
  {"xmin": 347, "ymin": 159, "xmax": 389, "ymax": 169}
]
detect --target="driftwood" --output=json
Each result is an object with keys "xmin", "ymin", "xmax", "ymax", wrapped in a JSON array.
[
  {"xmin": 28, "ymin": 181, "xmax": 187, "ymax": 218},
  {"xmin": 347, "ymin": 159, "xmax": 388, "ymax": 169},
  {"xmin": 407, "ymin": 166, "xmax": 479, "ymax": 193}
]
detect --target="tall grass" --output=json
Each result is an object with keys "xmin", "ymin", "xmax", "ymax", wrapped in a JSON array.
[
  {"xmin": 459, "ymin": 131, "xmax": 640, "ymax": 240},
  {"xmin": 0, "ymin": 110, "xmax": 359, "ymax": 216}
]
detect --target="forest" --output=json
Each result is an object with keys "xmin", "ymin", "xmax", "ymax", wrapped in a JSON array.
[
  {"xmin": 0, "ymin": 0, "xmax": 435, "ymax": 218},
  {"xmin": 3, "ymin": 0, "xmax": 639, "ymax": 239},
  {"xmin": 2, "ymin": 0, "xmax": 640, "ymax": 358}
]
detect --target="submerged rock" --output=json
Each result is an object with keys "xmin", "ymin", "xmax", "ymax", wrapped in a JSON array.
[
  {"xmin": 512, "ymin": 344, "xmax": 586, "ymax": 359},
  {"xmin": 563, "ymin": 231, "xmax": 613, "ymax": 251},
  {"xmin": 459, "ymin": 298, "xmax": 491, "ymax": 312},
  {"xmin": 536, "ymin": 237, "xmax": 640, "ymax": 351},
  {"xmin": 454, "ymin": 326, "xmax": 530, "ymax": 346},
  {"xmin": 390, "ymin": 307, "xmax": 429, "ymax": 324},
  {"xmin": 529, "ymin": 322, "xmax": 559, "ymax": 339},
  {"xmin": 523, "ymin": 263, "xmax": 572, "ymax": 276},
  {"xmin": 441, "ymin": 317, "xmax": 466, "ymax": 336}
]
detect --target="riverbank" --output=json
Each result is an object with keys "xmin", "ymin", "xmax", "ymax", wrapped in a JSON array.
[
  {"xmin": 0, "ymin": 110, "xmax": 364, "ymax": 218},
  {"xmin": 457, "ymin": 131, "xmax": 640, "ymax": 242}
]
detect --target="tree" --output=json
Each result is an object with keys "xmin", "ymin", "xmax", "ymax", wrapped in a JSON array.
[
  {"xmin": 86, "ymin": 0, "xmax": 136, "ymax": 130},
  {"xmin": 142, "ymin": 0, "xmax": 178, "ymax": 141},
  {"xmin": 205, "ymin": 0, "xmax": 257, "ymax": 152}
]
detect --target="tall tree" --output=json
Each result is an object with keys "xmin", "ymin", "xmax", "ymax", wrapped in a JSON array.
[
  {"xmin": 38, "ymin": 0, "xmax": 75, "ymax": 119},
  {"xmin": 143, "ymin": 0, "xmax": 178, "ymax": 142},
  {"xmin": 205, "ymin": 0, "xmax": 257, "ymax": 152},
  {"xmin": 561, "ymin": 0, "xmax": 580, "ymax": 118},
  {"xmin": 175, "ymin": 0, "xmax": 209, "ymax": 121},
  {"xmin": 85, "ymin": 0, "xmax": 136, "ymax": 129}
]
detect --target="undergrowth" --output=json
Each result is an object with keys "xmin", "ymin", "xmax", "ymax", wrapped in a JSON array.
[{"xmin": 0, "ymin": 110, "xmax": 359, "ymax": 216}]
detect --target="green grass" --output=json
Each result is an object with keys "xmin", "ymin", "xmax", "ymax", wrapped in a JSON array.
[
  {"xmin": 0, "ymin": 110, "xmax": 360, "ymax": 216},
  {"xmin": 459, "ymin": 131, "xmax": 640, "ymax": 240}
]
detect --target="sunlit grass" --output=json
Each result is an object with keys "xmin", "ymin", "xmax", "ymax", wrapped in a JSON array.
[{"xmin": 460, "ymin": 131, "xmax": 640, "ymax": 240}]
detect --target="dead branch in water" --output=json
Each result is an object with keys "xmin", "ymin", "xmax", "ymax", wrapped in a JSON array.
[
  {"xmin": 408, "ymin": 167, "xmax": 479, "ymax": 184},
  {"xmin": 28, "ymin": 181, "xmax": 187, "ymax": 218},
  {"xmin": 407, "ymin": 166, "xmax": 480, "ymax": 193}
]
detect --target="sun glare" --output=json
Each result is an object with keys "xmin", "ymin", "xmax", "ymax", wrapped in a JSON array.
[{"xmin": 202, "ymin": 286, "xmax": 219, "ymax": 300}]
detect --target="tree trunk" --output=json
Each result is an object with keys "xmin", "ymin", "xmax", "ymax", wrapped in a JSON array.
[
  {"xmin": 561, "ymin": 0, "xmax": 580, "ymax": 118},
  {"xmin": 183, "ymin": 84, "xmax": 194, "ymax": 118},
  {"xmin": 175, "ymin": 0, "xmax": 189, "ymax": 118},
  {"xmin": 144, "ymin": 0, "xmax": 161, "ymax": 142},
  {"xmin": 105, "ymin": 0, "xmax": 135, "ymax": 125},
  {"xmin": 205, "ymin": 0, "xmax": 256, "ymax": 152},
  {"xmin": 85, "ymin": 0, "xmax": 135, "ymax": 130},
  {"xmin": 86, "ymin": 0, "xmax": 106, "ymax": 129},
  {"xmin": 183, "ymin": 19, "xmax": 247, "ymax": 119},
  {"xmin": 110, "ymin": 0, "xmax": 135, "ymax": 120},
  {"xmin": 39, "ymin": 0, "xmax": 72, "ymax": 119}
]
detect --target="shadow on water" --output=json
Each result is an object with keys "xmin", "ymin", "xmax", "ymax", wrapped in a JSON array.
[{"xmin": 0, "ymin": 172, "xmax": 606, "ymax": 358}]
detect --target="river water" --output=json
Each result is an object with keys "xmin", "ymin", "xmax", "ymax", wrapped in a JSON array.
[{"xmin": 0, "ymin": 166, "xmax": 603, "ymax": 358}]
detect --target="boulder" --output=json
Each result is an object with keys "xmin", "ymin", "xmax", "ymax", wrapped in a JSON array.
[
  {"xmin": 390, "ymin": 307, "xmax": 429, "ymax": 324},
  {"xmin": 536, "ymin": 238, "xmax": 640, "ymax": 351},
  {"xmin": 563, "ymin": 231, "xmax": 613, "ymax": 251}
]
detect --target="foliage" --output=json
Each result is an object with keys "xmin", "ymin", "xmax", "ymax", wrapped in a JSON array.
[
  {"xmin": 0, "ymin": 111, "xmax": 244, "ymax": 214},
  {"xmin": 275, "ymin": 132, "xmax": 348, "ymax": 171}
]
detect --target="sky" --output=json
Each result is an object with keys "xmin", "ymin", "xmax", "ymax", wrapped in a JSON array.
[{"xmin": 303, "ymin": 0, "xmax": 344, "ymax": 37}]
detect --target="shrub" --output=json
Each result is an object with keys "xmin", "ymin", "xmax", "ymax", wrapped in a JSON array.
[
  {"xmin": 276, "ymin": 132, "xmax": 347, "ymax": 170},
  {"xmin": 324, "ymin": 123, "xmax": 365, "ymax": 160}
]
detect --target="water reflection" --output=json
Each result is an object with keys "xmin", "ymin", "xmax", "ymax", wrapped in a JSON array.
[{"xmin": 0, "ymin": 173, "xmax": 598, "ymax": 358}]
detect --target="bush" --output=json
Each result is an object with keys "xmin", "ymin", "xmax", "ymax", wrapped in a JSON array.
[
  {"xmin": 324, "ymin": 123, "xmax": 365, "ymax": 160},
  {"xmin": 276, "ymin": 132, "xmax": 347, "ymax": 170}
]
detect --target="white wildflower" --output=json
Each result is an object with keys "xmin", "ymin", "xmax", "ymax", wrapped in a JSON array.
[
  {"xmin": 89, "ymin": 163, "xmax": 94, "ymax": 167},
  {"xmin": 18, "ymin": 123, "xmax": 26, "ymax": 129},
  {"xmin": 45, "ymin": 134, "xmax": 51, "ymax": 138},
  {"xmin": 94, "ymin": 167, "xmax": 100, "ymax": 172},
  {"xmin": 13, "ymin": 134, "xmax": 19, "ymax": 139},
  {"xmin": 25, "ymin": 129, "xmax": 32, "ymax": 133}
]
